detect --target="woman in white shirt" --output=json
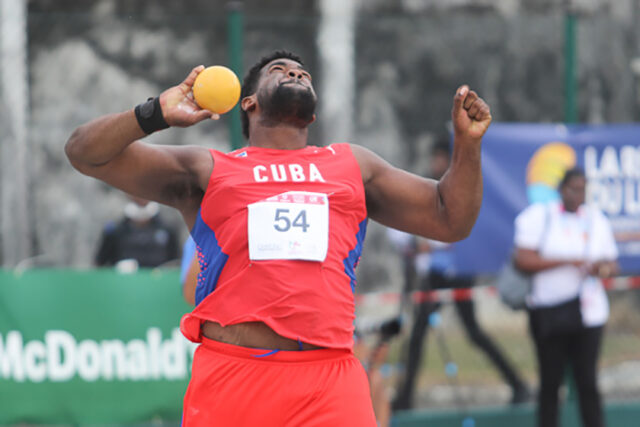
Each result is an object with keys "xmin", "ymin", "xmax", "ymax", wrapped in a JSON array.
[{"xmin": 514, "ymin": 167, "xmax": 618, "ymax": 427}]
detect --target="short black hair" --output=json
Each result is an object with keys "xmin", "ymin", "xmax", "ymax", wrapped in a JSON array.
[
  {"xmin": 558, "ymin": 167, "xmax": 586, "ymax": 189},
  {"xmin": 240, "ymin": 50, "xmax": 304, "ymax": 139}
]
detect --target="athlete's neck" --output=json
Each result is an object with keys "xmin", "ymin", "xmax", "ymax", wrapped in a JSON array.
[{"xmin": 248, "ymin": 125, "xmax": 308, "ymax": 150}]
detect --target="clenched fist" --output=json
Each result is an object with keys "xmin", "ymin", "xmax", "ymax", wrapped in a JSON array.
[{"xmin": 451, "ymin": 85, "xmax": 492, "ymax": 142}]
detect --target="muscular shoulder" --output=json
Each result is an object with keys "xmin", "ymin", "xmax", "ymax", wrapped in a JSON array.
[
  {"xmin": 348, "ymin": 143, "xmax": 384, "ymax": 184},
  {"xmin": 156, "ymin": 144, "xmax": 213, "ymax": 204},
  {"xmin": 166, "ymin": 144, "xmax": 212, "ymax": 176}
]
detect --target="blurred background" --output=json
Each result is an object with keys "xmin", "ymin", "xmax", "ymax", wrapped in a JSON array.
[{"xmin": 1, "ymin": 0, "xmax": 639, "ymax": 426}]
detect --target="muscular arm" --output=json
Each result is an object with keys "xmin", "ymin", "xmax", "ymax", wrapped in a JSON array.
[
  {"xmin": 65, "ymin": 66, "xmax": 218, "ymax": 227},
  {"xmin": 354, "ymin": 86, "xmax": 489, "ymax": 242}
]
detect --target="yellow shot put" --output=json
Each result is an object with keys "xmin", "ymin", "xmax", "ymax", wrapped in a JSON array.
[{"xmin": 192, "ymin": 66, "xmax": 241, "ymax": 114}]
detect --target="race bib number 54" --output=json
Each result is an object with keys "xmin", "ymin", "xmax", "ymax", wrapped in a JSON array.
[{"xmin": 248, "ymin": 191, "xmax": 329, "ymax": 261}]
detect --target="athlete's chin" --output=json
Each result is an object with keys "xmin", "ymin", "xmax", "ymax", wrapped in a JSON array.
[
  {"xmin": 261, "ymin": 86, "xmax": 317, "ymax": 126},
  {"xmin": 280, "ymin": 85, "xmax": 315, "ymax": 104},
  {"xmin": 288, "ymin": 106, "xmax": 316, "ymax": 127},
  {"xmin": 289, "ymin": 114, "xmax": 315, "ymax": 128},
  {"xmin": 265, "ymin": 112, "xmax": 315, "ymax": 130}
]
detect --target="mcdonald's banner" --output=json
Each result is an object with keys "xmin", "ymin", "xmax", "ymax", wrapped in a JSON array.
[
  {"xmin": 0, "ymin": 269, "xmax": 195, "ymax": 425},
  {"xmin": 452, "ymin": 123, "xmax": 640, "ymax": 275}
]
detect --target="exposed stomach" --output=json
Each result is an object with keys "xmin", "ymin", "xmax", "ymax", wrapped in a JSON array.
[{"xmin": 201, "ymin": 320, "xmax": 324, "ymax": 351}]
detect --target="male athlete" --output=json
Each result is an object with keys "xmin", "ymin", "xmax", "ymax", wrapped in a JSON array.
[{"xmin": 65, "ymin": 51, "xmax": 491, "ymax": 426}]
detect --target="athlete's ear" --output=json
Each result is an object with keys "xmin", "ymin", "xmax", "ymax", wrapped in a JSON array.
[
  {"xmin": 309, "ymin": 114, "xmax": 316, "ymax": 124},
  {"xmin": 241, "ymin": 95, "xmax": 257, "ymax": 113}
]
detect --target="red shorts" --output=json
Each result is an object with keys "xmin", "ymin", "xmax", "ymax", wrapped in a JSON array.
[{"xmin": 182, "ymin": 337, "xmax": 377, "ymax": 427}]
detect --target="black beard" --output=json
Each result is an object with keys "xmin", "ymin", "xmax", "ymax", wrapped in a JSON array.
[{"xmin": 258, "ymin": 83, "xmax": 317, "ymax": 128}]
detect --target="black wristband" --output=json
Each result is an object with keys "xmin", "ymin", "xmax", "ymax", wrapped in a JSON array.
[{"xmin": 134, "ymin": 97, "xmax": 170, "ymax": 134}]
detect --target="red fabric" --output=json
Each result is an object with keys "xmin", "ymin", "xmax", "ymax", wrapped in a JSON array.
[
  {"xmin": 181, "ymin": 143, "xmax": 367, "ymax": 349},
  {"xmin": 182, "ymin": 337, "xmax": 377, "ymax": 427}
]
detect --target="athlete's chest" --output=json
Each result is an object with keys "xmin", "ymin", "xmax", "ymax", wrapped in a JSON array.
[
  {"xmin": 225, "ymin": 159, "xmax": 330, "ymax": 185},
  {"xmin": 208, "ymin": 150, "xmax": 362, "ymax": 206},
  {"xmin": 200, "ymin": 148, "xmax": 366, "ymax": 259}
]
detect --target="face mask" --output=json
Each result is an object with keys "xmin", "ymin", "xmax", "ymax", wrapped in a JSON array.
[{"xmin": 124, "ymin": 201, "xmax": 159, "ymax": 222}]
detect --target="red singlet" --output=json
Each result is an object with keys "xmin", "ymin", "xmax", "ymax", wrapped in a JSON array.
[{"xmin": 180, "ymin": 143, "xmax": 368, "ymax": 349}]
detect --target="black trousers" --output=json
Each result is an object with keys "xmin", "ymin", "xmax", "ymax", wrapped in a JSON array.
[
  {"xmin": 529, "ymin": 313, "xmax": 605, "ymax": 427},
  {"xmin": 393, "ymin": 271, "xmax": 526, "ymax": 410}
]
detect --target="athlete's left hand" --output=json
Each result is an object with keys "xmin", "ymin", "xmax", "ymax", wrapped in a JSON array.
[{"xmin": 451, "ymin": 85, "xmax": 492, "ymax": 142}]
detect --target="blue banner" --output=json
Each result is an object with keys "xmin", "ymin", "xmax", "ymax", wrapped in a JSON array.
[{"xmin": 452, "ymin": 123, "xmax": 640, "ymax": 275}]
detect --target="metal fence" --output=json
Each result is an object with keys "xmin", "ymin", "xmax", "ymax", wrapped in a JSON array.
[{"xmin": 355, "ymin": 276, "xmax": 640, "ymax": 413}]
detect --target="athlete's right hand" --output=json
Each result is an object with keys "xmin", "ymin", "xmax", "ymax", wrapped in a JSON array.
[{"xmin": 158, "ymin": 66, "xmax": 220, "ymax": 127}]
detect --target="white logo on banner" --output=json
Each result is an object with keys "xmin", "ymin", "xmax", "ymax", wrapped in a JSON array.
[
  {"xmin": 0, "ymin": 328, "xmax": 197, "ymax": 383},
  {"xmin": 585, "ymin": 145, "xmax": 640, "ymax": 216}
]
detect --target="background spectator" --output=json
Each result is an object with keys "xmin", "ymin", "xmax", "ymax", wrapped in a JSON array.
[
  {"xmin": 514, "ymin": 167, "xmax": 618, "ymax": 427},
  {"xmin": 95, "ymin": 194, "xmax": 179, "ymax": 269}
]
